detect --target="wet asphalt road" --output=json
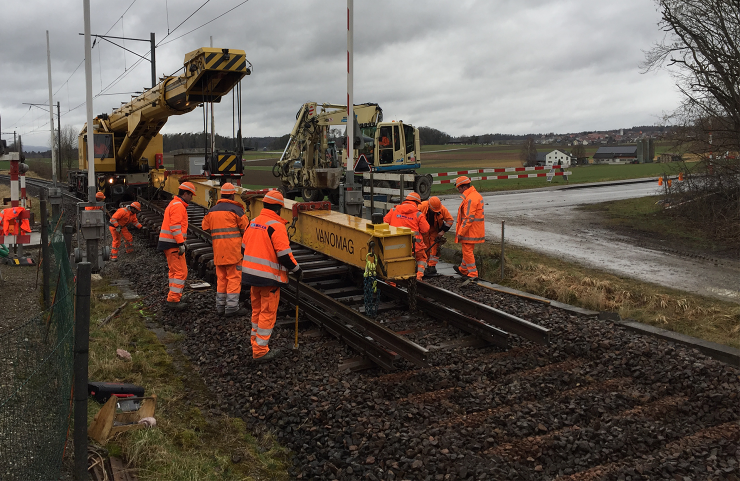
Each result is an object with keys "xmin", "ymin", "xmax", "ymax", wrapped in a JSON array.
[{"xmin": 440, "ymin": 180, "xmax": 740, "ymax": 303}]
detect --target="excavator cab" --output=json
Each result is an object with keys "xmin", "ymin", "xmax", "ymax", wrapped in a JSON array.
[{"xmin": 372, "ymin": 122, "xmax": 420, "ymax": 171}]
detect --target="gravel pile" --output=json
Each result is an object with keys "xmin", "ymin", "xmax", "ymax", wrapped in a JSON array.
[{"xmin": 109, "ymin": 233, "xmax": 740, "ymax": 480}]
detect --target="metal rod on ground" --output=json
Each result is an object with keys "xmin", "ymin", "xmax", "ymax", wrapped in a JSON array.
[
  {"xmin": 74, "ymin": 262, "xmax": 91, "ymax": 481},
  {"xmin": 500, "ymin": 220, "xmax": 505, "ymax": 281},
  {"xmin": 370, "ymin": 170, "xmax": 374, "ymax": 215},
  {"xmin": 41, "ymin": 190, "xmax": 50, "ymax": 307}
]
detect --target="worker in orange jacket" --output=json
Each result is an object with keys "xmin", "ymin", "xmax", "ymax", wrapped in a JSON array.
[
  {"xmin": 158, "ymin": 182, "xmax": 196, "ymax": 310},
  {"xmin": 384, "ymin": 192, "xmax": 430, "ymax": 280},
  {"xmin": 109, "ymin": 201, "xmax": 143, "ymax": 261},
  {"xmin": 85, "ymin": 191, "xmax": 106, "ymax": 211},
  {"xmin": 1, "ymin": 206, "xmax": 31, "ymax": 236},
  {"xmin": 419, "ymin": 196, "xmax": 454, "ymax": 276},
  {"xmin": 202, "ymin": 183, "xmax": 249, "ymax": 317},
  {"xmin": 453, "ymin": 176, "xmax": 485, "ymax": 279},
  {"xmin": 240, "ymin": 191, "xmax": 301, "ymax": 362}
]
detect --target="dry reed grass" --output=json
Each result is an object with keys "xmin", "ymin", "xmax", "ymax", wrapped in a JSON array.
[{"xmin": 442, "ymin": 236, "xmax": 740, "ymax": 349}]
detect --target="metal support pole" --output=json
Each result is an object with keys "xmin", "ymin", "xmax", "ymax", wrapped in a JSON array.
[
  {"xmin": 370, "ymin": 171, "xmax": 374, "ymax": 214},
  {"xmin": 500, "ymin": 220, "xmax": 505, "ymax": 281},
  {"xmin": 57, "ymin": 101, "xmax": 62, "ymax": 180},
  {"xmin": 150, "ymin": 32, "xmax": 156, "ymax": 89},
  {"xmin": 87, "ymin": 238, "xmax": 99, "ymax": 272},
  {"xmin": 40, "ymin": 190, "xmax": 50, "ymax": 308},
  {"xmin": 46, "ymin": 30, "xmax": 57, "ymax": 186},
  {"xmin": 74, "ymin": 262, "xmax": 91, "ymax": 481},
  {"xmin": 64, "ymin": 225, "xmax": 73, "ymax": 256}
]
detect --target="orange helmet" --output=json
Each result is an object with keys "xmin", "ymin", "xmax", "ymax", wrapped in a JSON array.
[
  {"xmin": 429, "ymin": 196, "xmax": 442, "ymax": 212},
  {"xmin": 180, "ymin": 182, "xmax": 196, "ymax": 194},
  {"xmin": 221, "ymin": 183, "xmax": 236, "ymax": 195},
  {"xmin": 263, "ymin": 190, "xmax": 284, "ymax": 206},
  {"xmin": 129, "ymin": 201, "xmax": 141, "ymax": 212},
  {"xmin": 455, "ymin": 176, "xmax": 471, "ymax": 188},
  {"xmin": 95, "ymin": 192, "xmax": 105, "ymax": 201},
  {"xmin": 405, "ymin": 192, "xmax": 421, "ymax": 204}
]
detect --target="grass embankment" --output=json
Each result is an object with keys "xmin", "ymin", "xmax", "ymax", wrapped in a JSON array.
[
  {"xmin": 86, "ymin": 280, "xmax": 290, "ymax": 480},
  {"xmin": 578, "ymin": 195, "xmax": 731, "ymax": 255},
  {"xmin": 440, "ymin": 201, "xmax": 740, "ymax": 350}
]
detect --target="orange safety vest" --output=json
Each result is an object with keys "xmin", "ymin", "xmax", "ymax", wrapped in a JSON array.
[
  {"xmin": 1, "ymin": 207, "xmax": 31, "ymax": 236},
  {"xmin": 202, "ymin": 199, "xmax": 249, "ymax": 265},
  {"xmin": 383, "ymin": 201, "xmax": 430, "ymax": 247},
  {"xmin": 239, "ymin": 209, "xmax": 298, "ymax": 286},
  {"xmin": 419, "ymin": 201, "xmax": 454, "ymax": 234},
  {"xmin": 455, "ymin": 185, "xmax": 485, "ymax": 243},
  {"xmin": 109, "ymin": 207, "xmax": 142, "ymax": 230},
  {"xmin": 157, "ymin": 196, "xmax": 189, "ymax": 251}
]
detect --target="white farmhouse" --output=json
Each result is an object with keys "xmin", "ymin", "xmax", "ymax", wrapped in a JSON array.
[{"xmin": 545, "ymin": 149, "xmax": 572, "ymax": 168}]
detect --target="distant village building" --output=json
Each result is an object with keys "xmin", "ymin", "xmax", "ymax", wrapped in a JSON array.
[
  {"xmin": 545, "ymin": 149, "xmax": 572, "ymax": 168},
  {"xmin": 592, "ymin": 146, "xmax": 638, "ymax": 164},
  {"xmin": 536, "ymin": 150, "xmax": 572, "ymax": 167}
]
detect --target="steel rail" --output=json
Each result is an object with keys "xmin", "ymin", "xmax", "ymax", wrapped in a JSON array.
[
  {"xmin": 416, "ymin": 281, "xmax": 550, "ymax": 345},
  {"xmin": 377, "ymin": 280, "xmax": 510, "ymax": 349}
]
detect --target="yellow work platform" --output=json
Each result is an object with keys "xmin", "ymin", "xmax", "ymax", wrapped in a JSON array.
[{"xmin": 150, "ymin": 171, "xmax": 416, "ymax": 279}]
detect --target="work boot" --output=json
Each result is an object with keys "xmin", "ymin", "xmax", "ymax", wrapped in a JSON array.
[
  {"xmin": 167, "ymin": 300, "xmax": 188, "ymax": 311},
  {"xmin": 452, "ymin": 265, "xmax": 466, "ymax": 277},
  {"xmin": 425, "ymin": 265, "xmax": 437, "ymax": 276},
  {"xmin": 216, "ymin": 308, "xmax": 225, "ymax": 316},
  {"xmin": 253, "ymin": 348, "xmax": 282, "ymax": 363},
  {"xmin": 110, "ymin": 258, "xmax": 118, "ymax": 262},
  {"xmin": 224, "ymin": 307, "xmax": 249, "ymax": 318}
]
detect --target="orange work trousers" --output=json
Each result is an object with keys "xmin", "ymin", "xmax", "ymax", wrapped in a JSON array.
[
  {"xmin": 458, "ymin": 243, "xmax": 478, "ymax": 278},
  {"xmin": 422, "ymin": 231, "xmax": 442, "ymax": 267},
  {"xmin": 109, "ymin": 226, "xmax": 133, "ymax": 260},
  {"xmin": 164, "ymin": 248, "xmax": 187, "ymax": 302},
  {"xmin": 216, "ymin": 264, "xmax": 242, "ymax": 314},
  {"xmin": 250, "ymin": 285, "xmax": 280, "ymax": 358}
]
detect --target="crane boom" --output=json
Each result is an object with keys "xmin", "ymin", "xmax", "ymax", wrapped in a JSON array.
[{"xmin": 79, "ymin": 47, "xmax": 250, "ymax": 174}]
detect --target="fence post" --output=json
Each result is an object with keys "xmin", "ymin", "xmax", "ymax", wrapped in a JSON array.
[
  {"xmin": 500, "ymin": 220, "xmax": 505, "ymax": 281},
  {"xmin": 74, "ymin": 262, "xmax": 91, "ymax": 481},
  {"xmin": 40, "ymin": 190, "xmax": 50, "ymax": 308}
]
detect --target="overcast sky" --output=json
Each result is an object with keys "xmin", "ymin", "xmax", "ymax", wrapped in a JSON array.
[{"xmin": 0, "ymin": 0, "xmax": 680, "ymax": 149}]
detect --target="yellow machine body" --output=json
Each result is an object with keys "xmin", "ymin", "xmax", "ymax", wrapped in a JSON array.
[{"xmin": 150, "ymin": 171, "xmax": 416, "ymax": 279}]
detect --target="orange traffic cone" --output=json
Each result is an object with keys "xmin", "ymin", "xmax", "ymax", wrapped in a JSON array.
[
  {"xmin": 667, "ymin": 179, "xmax": 672, "ymax": 187},
  {"xmin": 658, "ymin": 177, "xmax": 663, "ymax": 186},
  {"xmin": 678, "ymin": 172, "xmax": 684, "ymax": 181}
]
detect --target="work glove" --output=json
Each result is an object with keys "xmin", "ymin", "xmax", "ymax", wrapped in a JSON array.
[
  {"xmin": 292, "ymin": 266, "xmax": 303, "ymax": 281},
  {"xmin": 178, "ymin": 244, "xmax": 186, "ymax": 255},
  {"xmin": 437, "ymin": 231, "xmax": 444, "ymax": 238}
]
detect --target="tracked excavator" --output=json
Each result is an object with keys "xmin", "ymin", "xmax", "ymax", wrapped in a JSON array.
[
  {"xmin": 273, "ymin": 102, "xmax": 432, "ymax": 204},
  {"xmin": 69, "ymin": 47, "xmax": 251, "ymax": 203}
]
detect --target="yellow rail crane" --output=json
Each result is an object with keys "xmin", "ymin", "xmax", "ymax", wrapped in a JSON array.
[{"xmin": 69, "ymin": 47, "xmax": 251, "ymax": 203}]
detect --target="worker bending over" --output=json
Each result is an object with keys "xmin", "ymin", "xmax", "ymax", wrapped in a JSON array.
[
  {"xmin": 419, "ymin": 196, "xmax": 453, "ymax": 276},
  {"xmin": 453, "ymin": 176, "xmax": 485, "ymax": 279},
  {"xmin": 108, "ymin": 201, "xmax": 142, "ymax": 262},
  {"xmin": 157, "ymin": 182, "xmax": 196, "ymax": 310},
  {"xmin": 240, "ymin": 191, "xmax": 301, "ymax": 362},
  {"xmin": 201, "ymin": 183, "xmax": 249, "ymax": 317},
  {"xmin": 85, "ymin": 191, "xmax": 106, "ymax": 211},
  {"xmin": 384, "ymin": 192, "xmax": 430, "ymax": 280}
]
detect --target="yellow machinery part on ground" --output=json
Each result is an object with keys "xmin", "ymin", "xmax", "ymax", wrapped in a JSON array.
[{"xmin": 149, "ymin": 171, "xmax": 416, "ymax": 279}]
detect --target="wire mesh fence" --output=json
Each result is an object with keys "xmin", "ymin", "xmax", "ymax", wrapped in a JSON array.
[{"xmin": 0, "ymin": 222, "xmax": 75, "ymax": 481}]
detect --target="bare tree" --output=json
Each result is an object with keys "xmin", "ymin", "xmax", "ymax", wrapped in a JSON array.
[
  {"xmin": 519, "ymin": 137, "xmax": 538, "ymax": 167},
  {"xmin": 59, "ymin": 125, "xmax": 78, "ymax": 173},
  {"xmin": 572, "ymin": 143, "xmax": 586, "ymax": 164},
  {"xmin": 642, "ymin": 0, "xmax": 740, "ymax": 241}
]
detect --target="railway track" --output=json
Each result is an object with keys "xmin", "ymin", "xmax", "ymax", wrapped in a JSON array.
[
  {"xmin": 9, "ymin": 179, "xmax": 740, "ymax": 479},
  {"xmin": 134, "ymin": 195, "xmax": 549, "ymax": 371}
]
